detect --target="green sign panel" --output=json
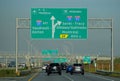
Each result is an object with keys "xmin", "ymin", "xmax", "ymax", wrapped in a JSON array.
[
  {"xmin": 83, "ymin": 56, "xmax": 91, "ymax": 64},
  {"xmin": 54, "ymin": 58, "xmax": 68, "ymax": 63},
  {"xmin": 31, "ymin": 8, "xmax": 87, "ymax": 39},
  {"xmin": 42, "ymin": 50, "xmax": 58, "ymax": 55},
  {"xmin": 42, "ymin": 58, "xmax": 68, "ymax": 63}
]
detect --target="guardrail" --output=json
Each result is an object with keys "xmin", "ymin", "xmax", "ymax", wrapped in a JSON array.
[
  {"xmin": 112, "ymin": 72, "xmax": 120, "ymax": 74},
  {"xmin": 96, "ymin": 70, "xmax": 112, "ymax": 75},
  {"xmin": 96, "ymin": 70, "xmax": 120, "ymax": 75}
]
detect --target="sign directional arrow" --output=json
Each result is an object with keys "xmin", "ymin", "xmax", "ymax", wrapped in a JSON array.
[
  {"xmin": 51, "ymin": 16, "xmax": 55, "ymax": 29},
  {"xmin": 54, "ymin": 21, "xmax": 62, "ymax": 27},
  {"xmin": 51, "ymin": 16, "xmax": 62, "ymax": 38}
]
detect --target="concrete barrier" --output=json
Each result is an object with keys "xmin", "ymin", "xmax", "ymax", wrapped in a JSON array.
[
  {"xmin": 96, "ymin": 70, "xmax": 120, "ymax": 75},
  {"xmin": 96, "ymin": 70, "xmax": 112, "ymax": 75}
]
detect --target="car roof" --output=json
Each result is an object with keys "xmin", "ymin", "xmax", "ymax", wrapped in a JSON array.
[
  {"xmin": 50, "ymin": 63, "xmax": 59, "ymax": 66},
  {"xmin": 73, "ymin": 63, "xmax": 82, "ymax": 66}
]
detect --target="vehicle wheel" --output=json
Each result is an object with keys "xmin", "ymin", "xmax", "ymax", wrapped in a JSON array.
[
  {"xmin": 81, "ymin": 69, "xmax": 84, "ymax": 75},
  {"xmin": 47, "ymin": 72, "xmax": 50, "ymax": 76},
  {"xmin": 81, "ymin": 72, "xmax": 84, "ymax": 75},
  {"xmin": 59, "ymin": 72, "xmax": 61, "ymax": 75},
  {"xmin": 46, "ymin": 69, "xmax": 47, "ymax": 73},
  {"xmin": 70, "ymin": 72, "xmax": 73, "ymax": 75}
]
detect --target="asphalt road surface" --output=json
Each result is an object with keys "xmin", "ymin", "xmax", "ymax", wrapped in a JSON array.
[
  {"xmin": 0, "ymin": 70, "xmax": 120, "ymax": 81},
  {"xmin": 31, "ymin": 70, "xmax": 120, "ymax": 81}
]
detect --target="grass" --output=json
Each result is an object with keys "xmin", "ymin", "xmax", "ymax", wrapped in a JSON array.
[
  {"xmin": 109, "ymin": 73, "xmax": 120, "ymax": 77},
  {"xmin": 0, "ymin": 69, "xmax": 17, "ymax": 77},
  {"xmin": 0, "ymin": 67, "xmax": 31, "ymax": 77},
  {"xmin": 84, "ymin": 63, "xmax": 120, "ymax": 78}
]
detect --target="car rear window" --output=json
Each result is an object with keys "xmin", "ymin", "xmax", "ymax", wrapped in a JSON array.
[
  {"xmin": 73, "ymin": 64, "xmax": 82, "ymax": 66},
  {"xmin": 50, "ymin": 63, "xmax": 59, "ymax": 66}
]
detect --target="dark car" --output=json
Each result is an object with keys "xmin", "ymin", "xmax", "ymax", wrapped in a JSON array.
[
  {"xmin": 66, "ymin": 65, "xmax": 73, "ymax": 73},
  {"xmin": 60, "ymin": 62, "xmax": 67, "ymax": 70},
  {"xmin": 8, "ymin": 61, "xmax": 16, "ymax": 67},
  {"xmin": 46, "ymin": 63, "xmax": 62, "ymax": 76},
  {"xmin": 70, "ymin": 63, "xmax": 84, "ymax": 75}
]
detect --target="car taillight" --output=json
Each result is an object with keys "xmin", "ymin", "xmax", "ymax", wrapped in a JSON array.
[
  {"xmin": 47, "ymin": 66, "xmax": 50, "ymax": 69},
  {"xmin": 81, "ymin": 65, "xmax": 84, "ymax": 69},
  {"xmin": 73, "ymin": 66, "xmax": 75, "ymax": 69},
  {"xmin": 58, "ymin": 66, "xmax": 61, "ymax": 69}
]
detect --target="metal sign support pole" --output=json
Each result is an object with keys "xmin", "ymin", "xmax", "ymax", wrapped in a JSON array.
[
  {"xmin": 111, "ymin": 19, "xmax": 114, "ymax": 72},
  {"xmin": 16, "ymin": 18, "xmax": 18, "ymax": 73}
]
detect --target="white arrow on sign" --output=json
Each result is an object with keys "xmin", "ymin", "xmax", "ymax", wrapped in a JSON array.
[
  {"xmin": 50, "ymin": 16, "xmax": 62, "ymax": 38},
  {"xmin": 51, "ymin": 16, "xmax": 55, "ymax": 30},
  {"xmin": 54, "ymin": 21, "xmax": 62, "ymax": 27}
]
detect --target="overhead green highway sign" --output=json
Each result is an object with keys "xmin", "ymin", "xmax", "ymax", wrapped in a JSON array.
[
  {"xmin": 42, "ymin": 50, "xmax": 58, "ymax": 55},
  {"xmin": 31, "ymin": 8, "xmax": 87, "ymax": 39},
  {"xmin": 83, "ymin": 56, "xmax": 91, "ymax": 64}
]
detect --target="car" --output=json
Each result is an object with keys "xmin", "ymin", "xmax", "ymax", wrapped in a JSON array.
[
  {"xmin": 66, "ymin": 65, "xmax": 73, "ymax": 73},
  {"xmin": 60, "ymin": 62, "xmax": 67, "ymax": 70},
  {"xmin": 46, "ymin": 63, "xmax": 62, "ymax": 76},
  {"xmin": 18, "ymin": 63, "xmax": 26, "ymax": 68},
  {"xmin": 42, "ymin": 65, "xmax": 47, "ymax": 70},
  {"xmin": 8, "ymin": 61, "xmax": 16, "ymax": 67},
  {"xmin": 70, "ymin": 63, "xmax": 84, "ymax": 75},
  {"xmin": 42, "ymin": 64, "xmax": 49, "ymax": 72}
]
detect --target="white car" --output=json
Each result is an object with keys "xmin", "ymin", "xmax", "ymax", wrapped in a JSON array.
[
  {"xmin": 70, "ymin": 63, "xmax": 84, "ymax": 75},
  {"xmin": 42, "ymin": 65, "xmax": 47, "ymax": 70}
]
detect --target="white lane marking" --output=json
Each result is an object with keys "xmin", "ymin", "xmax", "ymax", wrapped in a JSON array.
[
  {"xmin": 62, "ymin": 75, "xmax": 74, "ymax": 81},
  {"xmin": 87, "ymin": 74, "xmax": 114, "ymax": 81}
]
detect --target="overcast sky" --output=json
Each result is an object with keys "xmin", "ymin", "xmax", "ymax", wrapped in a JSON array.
[{"xmin": 0, "ymin": 0, "xmax": 120, "ymax": 57}]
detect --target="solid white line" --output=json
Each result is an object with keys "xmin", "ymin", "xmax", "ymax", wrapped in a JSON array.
[
  {"xmin": 87, "ymin": 74, "xmax": 114, "ymax": 81},
  {"xmin": 62, "ymin": 75, "xmax": 74, "ymax": 81}
]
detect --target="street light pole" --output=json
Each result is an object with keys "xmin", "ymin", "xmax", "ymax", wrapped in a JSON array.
[
  {"xmin": 16, "ymin": 18, "xmax": 18, "ymax": 73},
  {"xmin": 111, "ymin": 19, "xmax": 114, "ymax": 72},
  {"xmin": 25, "ymin": 39, "xmax": 32, "ymax": 70}
]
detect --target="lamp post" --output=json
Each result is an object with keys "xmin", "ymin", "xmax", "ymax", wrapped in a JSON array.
[
  {"xmin": 76, "ymin": 56, "xmax": 78, "ymax": 63},
  {"xmin": 15, "ymin": 18, "xmax": 18, "ymax": 73}
]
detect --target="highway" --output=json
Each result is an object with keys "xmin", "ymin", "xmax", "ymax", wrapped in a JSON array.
[
  {"xmin": 0, "ymin": 70, "xmax": 120, "ymax": 81},
  {"xmin": 31, "ymin": 70, "xmax": 119, "ymax": 81}
]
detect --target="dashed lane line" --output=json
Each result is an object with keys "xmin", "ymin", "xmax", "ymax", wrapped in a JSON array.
[
  {"xmin": 86, "ymin": 74, "xmax": 114, "ymax": 81},
  {"xmin": 62, "ymin": 75, "xmax": 74, "ymax": 81}
]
